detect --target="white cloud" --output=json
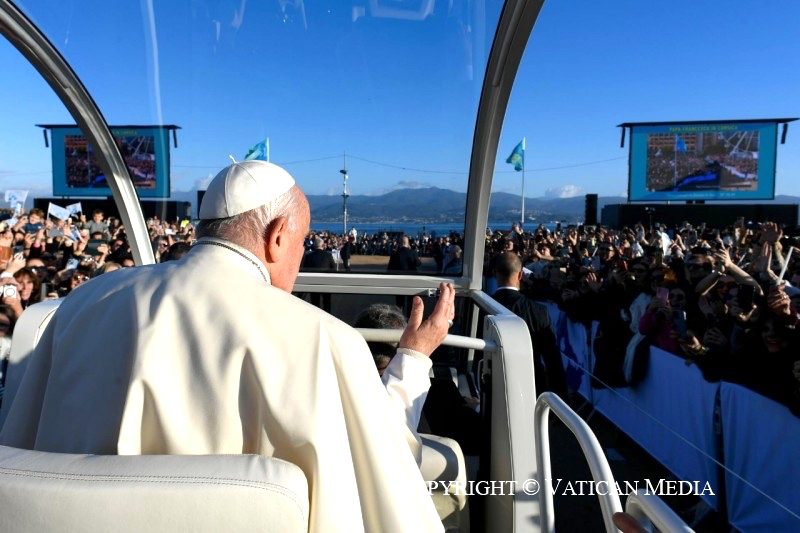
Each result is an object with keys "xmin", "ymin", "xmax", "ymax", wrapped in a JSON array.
[
  {"xmin": 544, "ymin": 184, "xmax": 582, "ymax": 198},
  {"xmin": 396, "ymin": 180, "xmax": 431, "ymax": 189},
  {"xmin": 194, "ymin": 175, "xmax": 214, "ymax": 191},
  {"xmin": 361, "ymin": 180, "xmax": 433, "ymax": 196}
]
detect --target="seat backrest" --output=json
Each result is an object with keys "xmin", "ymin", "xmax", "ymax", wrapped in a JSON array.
[
  {"xmin": 0, "ymin": 445, "xmax": 309, "ymax": 533},
  {"xmin": 0, "ymin": 299, "xmax": 61, "ymax": 427}
]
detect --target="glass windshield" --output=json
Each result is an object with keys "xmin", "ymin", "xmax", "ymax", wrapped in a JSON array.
[{"xmin": 9, "ymin": 0, "xmax": 505, "ymax": 275}]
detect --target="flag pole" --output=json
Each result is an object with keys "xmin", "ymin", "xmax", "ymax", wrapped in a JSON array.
[{"xmin": 521, "ymin": 137, "xmax": 526, "ymax": 225}]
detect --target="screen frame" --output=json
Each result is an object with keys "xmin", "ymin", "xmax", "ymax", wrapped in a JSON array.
[
  {"xmin": 48, "ymin": 125, "xmax": 172, "ymax": 198},
  {"xmin": 621, "ymin": 119, "xmax": 790, "ymax": 203}
]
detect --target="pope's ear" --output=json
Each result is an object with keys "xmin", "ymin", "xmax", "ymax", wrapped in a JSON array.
[{"xmin": 264, "ymin": 216, "xmax": 290, "ymax": 262}]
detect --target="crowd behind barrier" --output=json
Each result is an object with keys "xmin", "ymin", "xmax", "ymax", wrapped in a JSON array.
[
  {"xmin": 542, "ymin": 302, "xmax": 800, "ymax": 532},
  {"xmin": 475, "ymin": 218, "xmax": 799, "ymax": 531}
]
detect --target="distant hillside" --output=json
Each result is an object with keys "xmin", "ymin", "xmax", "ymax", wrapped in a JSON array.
[
  {"xmin": 177, "ymin": 187, "xmax": 799, "ymax": 222},
  {"xmin": 305, "ymin": 188, "xmax": 627, "ymax": 223}
]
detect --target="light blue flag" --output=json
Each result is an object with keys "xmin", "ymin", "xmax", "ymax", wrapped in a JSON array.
[
  {"xmin": 244, "ymin": 139, "xmax": 268, "ymax": 161},
  {"xmin": 675, "ymin": 135, "xmax": 687, "ymax": 153},
  {"xmin": 506, "ymin": 138, "xmax": 525, "ymax": 171}
]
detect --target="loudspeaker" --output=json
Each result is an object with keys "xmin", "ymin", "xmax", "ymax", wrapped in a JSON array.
[
  {"xmin": 584, "ymin": 194, "xmax": 598, "ymax": 225},
  {"xmin": 197, "ymin": 190, "xmax": 206, "ymax": 214}
]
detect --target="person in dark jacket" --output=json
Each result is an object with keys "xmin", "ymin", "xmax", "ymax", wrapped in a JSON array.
[
  {"xmin": 387, "ymin": 236, "xmax": 421, "ymax": 273},
  {"xmin": 302, "ymin": 236, "xmax": 336, "ymax": 311},
  {"xmin": 340, "ymin": 235, "xmax": 355, "ymax": 272},
  {"xmin": 387, "ymin": 236, "xmax": 422, "ymax": 312},
  {"xmin": 492, "ymin": 252, "xmax": 567, "ymax": 396}
]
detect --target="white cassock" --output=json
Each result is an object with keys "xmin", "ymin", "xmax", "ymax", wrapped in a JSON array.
[{"xmin": 0, "ymin": 238, "xmax": 442, "ymax": 533}]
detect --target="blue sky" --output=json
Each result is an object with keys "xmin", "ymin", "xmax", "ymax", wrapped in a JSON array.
[{"xmin": 1, "ymin": 0, "xmax": 797, "ymax": 201}]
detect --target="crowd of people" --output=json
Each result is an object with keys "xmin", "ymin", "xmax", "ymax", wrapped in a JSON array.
[
  {"xmin": 647, "ymin": 152, "xmax": 758, "ymax": 192},
  {"xmin": 1, "ymin": 203, "xmax": 799, "ymax": 419},
  {"xmin": 481, "ymin": 219, "xmax": 800, "ymax": 415}
]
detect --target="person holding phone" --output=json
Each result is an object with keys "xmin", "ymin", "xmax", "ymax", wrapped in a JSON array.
[{"xmin": 639, "ymin": 282, "xmax": 682, "ymax": 354}]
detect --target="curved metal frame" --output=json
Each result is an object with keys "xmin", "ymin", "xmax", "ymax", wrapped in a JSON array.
[
  {"xmin": 626, "ymin": 490, "xmax": 694, "ymax": 533},
  {"xmin": 0, "ymin": 0, "xmax": 155, "ymax": 265},
  {"xmin": 462, "ymin": 0, "xmax": 545, "ymax": 289},
  {"xmin": 534, "ymin": 392, "xmax": 623, "ymax": 532}
]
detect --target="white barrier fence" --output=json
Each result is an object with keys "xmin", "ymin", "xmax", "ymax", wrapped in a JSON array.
[{"xmin": 543, "ymin": 302, "xmax": 800, "ymax": 532}]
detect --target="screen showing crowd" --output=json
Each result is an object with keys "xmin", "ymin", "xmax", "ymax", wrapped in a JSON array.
[
  {"xmin": 628, "ymin": 121, "xmax": 777, "ymax": 202},
  {"xmin": 49, "ymin": 126, "xmax": 171, "ymax": 198}
]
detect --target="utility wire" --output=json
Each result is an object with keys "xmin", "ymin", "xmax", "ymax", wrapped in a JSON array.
[{"xmin": 20, "ymin": 154, "xmax": 626, "ymax": 176}]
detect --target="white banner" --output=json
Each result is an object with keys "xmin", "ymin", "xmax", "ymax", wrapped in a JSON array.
[
  {"xmin": 4, "ymin": 189, "xmax": 28, "ymax": 207},
  {"xmin": 47, "ymin": 202, "xmax": 72, "ymax": 221}
]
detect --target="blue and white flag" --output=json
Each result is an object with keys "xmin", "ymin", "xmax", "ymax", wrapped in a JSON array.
[
  {"xmin": 244, "ymin": 138, "xmax": 269, "ymax": 161},
  {"xmin": 505, "ymin": 138, "xmax": 525, "ymax": 171},
  {"xmin": 66, "ymin": 202, "xmax": 83, "ymax": 217},
  {"xmin": 47, "ymin": 202, "xmax": 71, "ymax": 221},
  {"xmin": 675, "ymin": 135, "xmax": 687, "ymax": 153}
]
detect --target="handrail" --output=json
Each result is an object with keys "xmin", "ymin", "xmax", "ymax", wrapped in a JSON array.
[
  {"xmin": 625, "ymin": 490, "xmax": 694, "ymax": 533},
  {"xmin": 534, "ymin": 392, "xmax": 623, "ymax": 532},
  {"xmin": 356, "ymin": 328, "xmax": 496, "ymax": 351}
]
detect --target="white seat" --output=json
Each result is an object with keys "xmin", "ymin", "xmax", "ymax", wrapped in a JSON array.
[
  {"xmin": 0, "ymin": 299, "xmax": 61, "ymax": 428},
  {"xmin": 0, "ymin": 444, "xmax": 309, "ymax": 533}
]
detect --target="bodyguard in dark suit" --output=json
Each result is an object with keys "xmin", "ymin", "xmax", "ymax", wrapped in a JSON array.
[{"xmin": 492, "ymin": 252, "xmax": 567, "ymax": 396}]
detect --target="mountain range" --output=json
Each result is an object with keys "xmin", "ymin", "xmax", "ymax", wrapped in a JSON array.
[{"xmin": 170, "ymin": 187, "xmax": 800, "ymax": 223}]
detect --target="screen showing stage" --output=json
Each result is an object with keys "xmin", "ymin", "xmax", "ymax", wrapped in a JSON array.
[
  {"xmin": 628, "ymin": 121, "xmax": 777, "ymax": 202},
  {"xmin": 50, "ymin": 126, "xmax": 170, "ymax": 198}
]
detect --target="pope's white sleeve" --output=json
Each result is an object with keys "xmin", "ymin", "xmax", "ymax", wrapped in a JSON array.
[{"xmin": 382, "ymin": 347, "xmax": 432, "ymax": 441}]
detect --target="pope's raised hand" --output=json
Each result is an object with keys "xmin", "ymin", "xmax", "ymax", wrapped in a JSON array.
[{"xmin": 399, "ymin": 282, "xmax": 456, "ymax": 357}]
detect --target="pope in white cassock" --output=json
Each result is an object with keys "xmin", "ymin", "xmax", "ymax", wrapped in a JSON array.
[{"xmin": 0, "ymin": 161, "xmax": 454, "ymax": 532}]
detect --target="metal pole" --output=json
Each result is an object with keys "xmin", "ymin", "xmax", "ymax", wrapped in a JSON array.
[
  {"xmin": 340, "ymin": 152, "xmax": 348, "ymax": 236},
  {"xmin": 521, "ymin": 137, "xmax": 526, "ymax": 225}
]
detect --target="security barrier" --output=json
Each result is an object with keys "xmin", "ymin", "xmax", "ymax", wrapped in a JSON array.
[{"xmin": 544, "ymin": 303, "xmax": 800, "ymax": 531}]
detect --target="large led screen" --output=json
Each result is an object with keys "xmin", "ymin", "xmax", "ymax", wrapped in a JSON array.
[
  {"xmin": 628, "ymin": 121, "xmax": 777, "ymax": 202},
  {"xmin": 50, "ymin": 126, "xmax": 171, "ymax": 198}
]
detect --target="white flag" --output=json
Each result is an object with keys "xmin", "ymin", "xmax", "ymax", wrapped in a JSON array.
[
  {"xmin": 4, "ymin": 189, "xmax": 28, "ymax": 207},
  {"xmin": 66, "ymin": 202, "xmax": 83, "ymax": 217},
  {"xmin": 47, "ymin": 202, "xmax": 72, "ymax": 221}
]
